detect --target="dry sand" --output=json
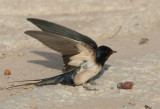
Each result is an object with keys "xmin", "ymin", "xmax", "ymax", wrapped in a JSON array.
[{"xmin": 0, "ymin": 0, "xmax": 160, "ymax": 109}]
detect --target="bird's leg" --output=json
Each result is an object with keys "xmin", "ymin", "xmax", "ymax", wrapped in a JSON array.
[
  {"xmin": 88, "ymin": 80, "xmax": 97, "ymax": 85},
  {"xmin": 82, "ymin": 83, "xmax": 98, "ymax": 91}
]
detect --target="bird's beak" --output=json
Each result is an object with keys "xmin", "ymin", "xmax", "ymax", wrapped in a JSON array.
[
  {"xmin": 112, "ymin": 50, "xmax": 117, "ymax": 53},
  {"xmin": 105, "ymin": 50, "xmax": 117, "ymax": 60}
]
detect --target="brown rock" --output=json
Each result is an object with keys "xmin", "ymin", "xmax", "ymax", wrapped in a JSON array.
[
  {"xmin": 123, "ymin": 82, "xmax": 134, "ymax": 89},
  {"xmin": 117, "ymin": 81, "xmax": 134, "ymax": 89}
]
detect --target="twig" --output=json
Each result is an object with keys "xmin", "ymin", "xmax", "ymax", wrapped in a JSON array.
[{"xmin": 109, "ymin": 25, "xmax": 122, "ymax": 39}]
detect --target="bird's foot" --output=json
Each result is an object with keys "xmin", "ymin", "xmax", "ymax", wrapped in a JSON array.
[
  {"xmin": 83, "ymin": 83, "xmax": 98, "ymax": 91},
  {"xmin": 88, "ymin": 81, "xmax": 97, "ymax": 85}
]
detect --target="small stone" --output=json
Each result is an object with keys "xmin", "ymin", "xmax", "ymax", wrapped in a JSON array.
[
  {"xmin": 144, "ymin": 105, "xmax": 152, "ymax": 109},
  {"xmin": 110, "ymin": 86, "xmax": 114, "ymax": 90},
  {"xmin": 0, "ymin": 53, "xmax": 6, "ymax": 58},
  {"xmin": 4, "ymin": 69, "xmax": 11, "ymax": 75},
  {"xmin": 117, "ymin": 82, "xmax": 123, "ymax": 89},
  {"xmin": 128, "ymin": 102, "xmax": 136, "ymax": 106},
  {"xmin": 117, "ymin": 81, "xmax": 134, "ymax": 89},
  {"xmin": 139, "ymin": 38, "xmax": 149, "ymax": 45},
  {"xmin": 123, "ymin": 81, "xmax": 134, "ymax": 89}
]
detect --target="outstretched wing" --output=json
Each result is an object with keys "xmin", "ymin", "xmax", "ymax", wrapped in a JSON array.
[
  {"xmin": 25, "ymin": 31, "xmax": 96, "ymax": 73},
  {"xmin": 27, "ymin": 18, "xmax": 98, "ymax": 49}
]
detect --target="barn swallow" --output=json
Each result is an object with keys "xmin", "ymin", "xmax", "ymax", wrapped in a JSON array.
[{"xmin": 11, "ymin": 18, "xmax": 116, "ymax": 89}]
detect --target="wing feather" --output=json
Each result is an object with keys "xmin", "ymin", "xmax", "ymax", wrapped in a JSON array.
[
  {"xmin": 27, "ymin": 18, "xmax": 98, "ymax": 49},
  {"xmin": 25, "ymin": 31, "xmax": 79, "ymax": 55},
  {"xmin": 25, "ymin": 31, "xmax": 96, "ymax": 73}
]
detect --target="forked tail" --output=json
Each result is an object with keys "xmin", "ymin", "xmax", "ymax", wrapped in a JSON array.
[{"xmin": 7, "ymin": 70, "xmax": 77, "ymax": 89}]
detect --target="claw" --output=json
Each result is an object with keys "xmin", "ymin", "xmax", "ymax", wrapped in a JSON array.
[
  {"xmin": 88, "ymin": 81, "xmax": 97, "ymax": 85},
  {"xmin": 83, "ymin": 83, "xmax": 98, "ymax": 91}
]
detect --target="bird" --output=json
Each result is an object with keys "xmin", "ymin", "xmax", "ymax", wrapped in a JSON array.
[{"xmin": 11, "ymin": 18, "xmax": 116, "ymax": 90}]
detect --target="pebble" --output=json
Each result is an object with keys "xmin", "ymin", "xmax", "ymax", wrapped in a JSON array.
[
  {"xmin": 144, "ymin": 105, "xmax": 152, "ymax": 109},
  {"xmin": 139, "ymin": 38, "xmax": 149, "ymax": 45},
  {"xmin": 123, "ymin": 81, "xmax": 134, "ymax": 89},
  {"xmin": 4, "ymin": 69, "xmax": 11, "ymax": 75}
]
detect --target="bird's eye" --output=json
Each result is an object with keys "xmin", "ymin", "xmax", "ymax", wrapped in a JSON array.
[{"xmin": 105, "ymin": 51, "xmax": 108, "ymax": 53}]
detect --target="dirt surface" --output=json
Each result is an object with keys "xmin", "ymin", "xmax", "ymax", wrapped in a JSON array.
[{"xmin": 0, "ymin": 0, "xmax": 160, "ymax": 109}]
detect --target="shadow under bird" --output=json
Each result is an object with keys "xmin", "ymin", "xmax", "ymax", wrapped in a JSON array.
[{"xmin": 11, "ymin": 18, "xmax": 116, "ymax": 89}]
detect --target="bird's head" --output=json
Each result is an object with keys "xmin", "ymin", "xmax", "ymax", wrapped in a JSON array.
[{"xmin": 96, "ymin": 46, "xmax": 116, "ymax": 65}]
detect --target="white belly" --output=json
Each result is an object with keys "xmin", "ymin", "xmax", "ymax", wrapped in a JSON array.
[{"xmin": 73, "ymin": 63, "xmax": 101, "ymax": 85}]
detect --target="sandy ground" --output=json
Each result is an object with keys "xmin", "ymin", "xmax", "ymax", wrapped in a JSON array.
[{"xmin": 0, "ymin": 0, "xmax": 160, "ymax": 109}]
